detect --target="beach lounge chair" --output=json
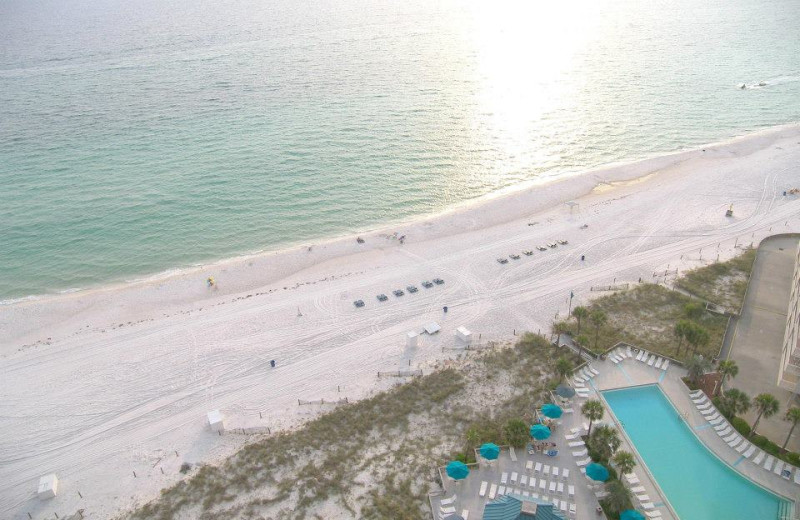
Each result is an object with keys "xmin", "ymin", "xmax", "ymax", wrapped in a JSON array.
[
  {"xmin": 440, "ymin": 495, "xmax": 457, "ymax": 506},
  {"xmin": 743, "ymin": 445, "xmax": 756, "ymax": 458},
  {"xmin": 723, "ymin": 432, "xmax": 737, "ymax": 443},
  {"xmin": 574, "ymin": 375, "xmax": 586, "ymax": 384},
  {"xmin": 709, "ymin": 415, "xmax": 724, "ymax": 425},
  {"xmin": 611, "ymin": 355, "xmax": 621, "ymax": 364},
  {"xmin": 692, "ymin": 395, "xmax": 708, "ymax": 404},
  {"xmin": 535, "ymin": 462, "xmax": 542, "ymax": 474},
  {"xmin": 539, "ymin": 480, "xmax": 546, "ymax": 492},
  {"xmin": 794, "ymin": 468, "xmax": 800, "ymax": 485},
  {"xmin": 529, "ymin": 478, "xmax": 537, "ymax": 489},
  {"xmin": 510, "ymin": 446, "xmax": 517, "ymax": 461},
  {"xmin": 625, "ymin": 473, "xmax": 641, "ymax": 484},
  {"xmin": 576, "ymin": 389, "xmax": 590, "ymax": 397},
  {"xmin": 773, "ymin": 461, "xmax": 785, "ymax": 476},
  {"xmin": 588, "ymin": 366, "xmax": 599, "ymax": 376},
  {"xmin": 553, "ymin": 467, "xmax": 559, "ymax": 478},
  {"xmin": 497, "ymin": 486, "xmax": 506, "ymax": 496},
  {"xmin": 440, "ymin": 506, "xmax": 457, "ymax": 515},
  {"xmin": 764, "ymin": 455, "xmax": 775, "ymax": 471},
  {"xmin": 568, "ymin": 485, "xmax": 575, "ymax": 497},
  {"xmin": 543, "ymin": 465, "xmax": 550, "ymax": 476},
  {"xmin": 736, "ymin": 441, "xmax": 749, "ymax": 454},
  {"xmin": 568, "ymin": 441, "xmax": 585, "ymax": 447},
  {"xmin": 690, "ymin": 389, "xmax": 703, "ymax": 398},
  {"xmin": 562, "ymin": 469, "xmax": 570, "ymax": 480},
  {"xmin": 520, "ymin": 475, "xmax": 527, "ymax": 486},
  {"xmin": 559, "ymin": 500, "xmax": 568, "ymax": 513},
  {"xmin": 501, "ymin": 472, "xmax": 508, "ymax": 484},
  {"xmin": 714, "ymin": 422, "xmax": 729, "ymax": 432},
  {"xmin": 696, "ymin": 401, "xmax": 712, "ymax": 410},
  {"xmin": 479, "ymin": 481, "xmax": 488, "ymax": 497},
  {"xmin": 572, "ymin": 448, "xmax": 588, "ymax": 457},
  {"xmin": 729, "ymin": 436, "xmax": 742, "ymax": 448},
  {"xmin": 717, "ymin": 426, "xmax": 732, "ymax": 436},
  {"xmin": 700, "ymin": 407, "xmax": 716, "ymax": 416},
  {"xmin": 489, "ymin": 484, "xmax": 497, "ymax": 499},
  {"xmin": 636, "ymin": 351, "xmax": 645, "ymax": 361},
  {"xmin": 647, "ymin": 355, "xmax": 656, "ymax": 366},
  {"xmin": 576, "ymin": 457, "xmax": 591, "ymax": 467},
  {"xmin": 511, "ymin": 471, "xmax": 518, "ymax": 484},
  {"xmin": 645, "ymin": 512, "xmax": 662, "ymax": 519},
  {"xmin": 654, "ymin": 358, "xmax": 663, "ymax": 369},
  {"xmin": 557, "ymin": 482, "xmax": 564, "ymax": 494},
  {"xmin": 630, "ymin": 486, "xmax": 646, "ymax": 493},
  {"xmin": 636, "ymin": 494, "xmax": 651, "ymax": 502},
  {"xmin": 563, "ymin": 407, "xmax": 574, "ymax": 414},
  {"xmin": 569, "ymin": 503, "xmax": 577, "ymax": 518},
  {"xmin": 549, "ymin": 481, "xmax": 557, "ymax": 493},
  {"xmin": 565, "ymin": 432, "xmax": 579, "ymax": 440},
  {"xmin": 526, "ymin": 460, "xmax": 533, "ymax": 470},
  {"xmin": 641, "ymin": 502, "xmax": 655, "ymax": 510},
  {"xmin": 753, "ymin": 451, "xmax": 765, "ymax": 465},
  {"xmin": 661, "ymin": 359, "xmax": 669, "ymax": 370}
]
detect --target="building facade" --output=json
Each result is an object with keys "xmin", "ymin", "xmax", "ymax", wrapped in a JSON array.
[{"xmin": 778, "ymin": 241, "xmax": 800, "ymax": 391}]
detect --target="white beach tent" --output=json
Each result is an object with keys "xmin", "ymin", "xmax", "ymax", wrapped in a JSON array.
[
  {"xmin": 455, "ymin": 326, "xmax": 472, "ymax": 344},
  {"xmin": 37, "ymin": 474, "xmax": 58, "ymax": 500},
  {"xmin": 207, "ymin": 410, "xmax": 225, "ymax": 433}
]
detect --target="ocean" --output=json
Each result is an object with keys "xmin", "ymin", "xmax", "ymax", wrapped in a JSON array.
[{"xmin": 1, "ymin": 0, "xmax": 799, "ymax": 301}]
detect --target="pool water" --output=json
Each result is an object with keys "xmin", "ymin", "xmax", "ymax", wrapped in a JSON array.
[{"xmin": 603, "ymin": 385, "xmax": 788, "ymax": 520}]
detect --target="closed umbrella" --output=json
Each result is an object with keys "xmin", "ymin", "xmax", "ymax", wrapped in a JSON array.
[
  {"xmin": 530, "ymin": 424, "xmax": 551, "ymax": 440},
  {"xmin": 479, "ymin": 443, "xmax": 500, "ymax": 460},
  {"xmin": 555, "ymin": 384, "xmax": 576, "ymax": 398},
  {"xmin": 446, "ymin": 461, "xmax": 470, "ymax": 480},
  {"xmin": 541, "ymin": 403, "xmax": 563, "ymax": 419},
  {"xmin": 620, "ymin": 510, "xmax": 645, "ymax": 520},
  {"xmin": 586, "ymin": 462, "xmax": 610, "ymax": 482}
]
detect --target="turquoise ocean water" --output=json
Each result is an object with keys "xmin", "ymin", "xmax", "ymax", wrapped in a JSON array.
[
  {"xmin": 1, "ymin": 0, "xmax": 799, "ymax": 301},
  {"xmin": 604, "ymin": 385, "xmax": 785, "ymax": 519}
]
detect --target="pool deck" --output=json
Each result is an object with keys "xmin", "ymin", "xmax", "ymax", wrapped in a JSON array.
[{"xmin": 591, "ymin": 351, "xmax": 799, "ymax": 518}]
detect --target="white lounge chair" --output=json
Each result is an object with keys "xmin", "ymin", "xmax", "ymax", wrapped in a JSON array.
[
  {"xmin": 568, "ymin": 441, "xmax": 585, "ymax": 447},
  {"xmin": 501, "ymin": 472, "xmax": 508, "ymax": 484},
  {"xmin": 565, "ymin": 432, "xmax": 579, "ymax": 440},
  {"xmin": 557, "ymin": 482, "xmax": 564, "ymax": 494},
  {"xmin": 510, "ymin": 447, "xmax": 517, "ymax": 462},
  {"xmin": 526, "ymin": 460, "xmax": 533, "ymax": 470},
  {"xmin": 539, "ymin": 480, "xmax": 546, "ymax": 491},
  {"xmin": 563, "ymin": 407, "xmax": 574, "ymax": 414},
  {"xmin": 574, "ymin": 382, "xmax": 586, "ymax": 389},
  {"xmin": 793, "ymin": 468, "xmax": 800, "ymax": 485},
  {"xmin": 764, "ymin": 455, "xmax": 775, "ymax": 471},
  {"xmin": 692, "ymin": 395, "xmax": 708, "ymax": 404},
  {"xmin": 543, "ymin": 465, "xmax": 550, "ymax": 476},
  {"xmin": 753, "ymin": 451, "xmax": 765, "ymax": 465},
  {"xmin": 488, "ymin": 484, "xmax": 497, "ymax": 498},
  {"xmin": 498, "ymin": 486, "xmax": 506, "ymax": 496},
  {"xmin": 636, "ymin": 351, "xmax": 646, "ymax": 361},
  {"xmin": 576, "ymin": 457, "xmax": 591, "ymax": 467},
  {"xmin": 728, "ymin": 436, "xmax": 742, "ymax": 448},
  {"xmin": 641, "ymin": 502, "xmax": 655, "ymax": 510},
  {"xmin": 736, "ymin": 442, "xmax": 749, "ymax": 454},
  {"xmin": 572, "ymin": 449, "xmax": 588, "ymax": 457},
  {"xmin": 661, "ymin": 359, "xmax": 669, "ymax": 370},
  {"xmin": 611, "ymin": 355, "xmax": 621, "ymax": 364},
  {"xmin": 714, "ymin": 422, "xmax": 729, "ymax": 432},
  {"xmin": 441, "ymin": 495, "xmax": 457, "ymax": 506},
  {"xmin": 696, "ymin": 402, "xmax": 712, "ymax": 410},
  {"xmin": 569, "ymin": 503, "xmax": 577, "ymax": 517},
  {"xmin": 520, "ymin": 475, "xmax": 527, "ymax": 486},
  {"xmin": 511, "ymin": 471, "xmax": 518, "ymax": 483},
  {"xmin": 700, "ymin": 407, "xmax": 716, "ymax": 416},
  {"xmin": 549, "ymin": 482, "xmax": 556, "ymax": 493},
  {"xmin": 625, "ymin": 473, "xmax": 640, "ymax": 484},
  {"xmin": 588, "ymin": 366, "xmax": 599, "ymax": 376},
  {"xmin": 479, "ymin": 481, "xmax": 488, "ymax": 497},
  {"xmin": 773, "ymin": 461, "xmax": 785, "ymax": 476},
  {"xmin": 647, "ymin": 355, "xmax": 656, "ymax": 366},
  {"xmin": 717, "ymin": 426, "xmax": 732, "ymax": 436},
  {"xmin": 646, "ymin": 512, "xmax": 662, "ymax": 519},
  {"xmin": 462, "ymin": 510, "xmax": 470, "ymax": 520},
  {"xmin": 552, "ymin": 467, "xmax": 559, "ymax": 478},
  {"xmin": 529, "ymin": 478, "xmax": 537, "ymax": 489},
  {"xmin": 562, "ymin": 469, "xmax": 570, "ymax": 480},
  {"xmin": 559, "ymin": 500, "xmax": 568, "ymax": 513},
  {"xmin": 626, "ymin": 347, "xmax": 633, "ymax": 357},
  {"xmin": 636, "ymin": 494, "xmax": 651, "ymax": 501},
  {"xmin": 630, "ymin": 486, "xmax": 646, "ymax": 493},
  {"xmin": 654, "ymin": 358, "xmax": 663, "ymax": 369},
  {"xmin": 440, "ymin": 506, "xmax": 457, "ymax": 515},
  {"xmin": 535, "ymin": 462, "xmax": 542, "ymax": 474},
  {"xmin": 723, "ymin": 432, "xmax": 738, "ymax": 443},
  {"xmin": 743, "ymin": 445, "xmax": 756, "ymax": 458},
  {"xmin": 568, "ymin": 485, "xmax": 575, "ymax": 497}
]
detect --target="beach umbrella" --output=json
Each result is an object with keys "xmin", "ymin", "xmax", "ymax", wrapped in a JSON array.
[
  {"xmin": 620, "ymin": 510, "xmax": 645, "ymax": 520},
  {"xmin": 541, "ymin": 403, "xmax": 563, "ymax": 419},
  {"xmin": 530, "ymin": 424, "xmax": 551, "ymax": 440},
  {"xmin": 446, "ymin": 461, "xmax": 470, "ymax": 480},
  {"xmin": 586, "ymin": 462, "xmax": 610, "ymax": 482},
  {"xmin": 555, "ymin": 384, "xmax": 576, "ymax": 398},
  {"xmin": 479, "ymin": 443, "xmax": 500, "ymax": 460}
]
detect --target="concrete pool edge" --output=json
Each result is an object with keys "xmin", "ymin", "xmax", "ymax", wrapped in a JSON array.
[{"xmin": 600, "ymin": 383, "xmax": 795, "ymax": 519}]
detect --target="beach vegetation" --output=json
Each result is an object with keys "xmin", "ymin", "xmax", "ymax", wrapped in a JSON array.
[
  {"xmin": 686, "ymin": 355, "xmax": 712, "ymax": 385},
  {"xmin": 504, "ymin": 418, "xmax": 529, "ymax": 448},
  {"xmin": 555, "ymin": 356, "xmax": 574, "ymax": 381},
  {"xmin": 572, "ymin": 306, "xmax": 589, "ymax": 335},
  {"xmin": 675, "ymin": 247, "xmax": 756, "ymax": 311}
]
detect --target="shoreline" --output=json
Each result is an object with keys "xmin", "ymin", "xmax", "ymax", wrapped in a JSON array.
[{"xmin": 3, "ymin": 121, "xmax": 797, "ymax": 311}]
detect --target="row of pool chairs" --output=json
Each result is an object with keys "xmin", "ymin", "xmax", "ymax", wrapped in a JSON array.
[
  {"xmin": 608, "ymin": 345, "xmax": 670, "ymax": 371},
  {"xmin": 691, "ymin": 389, "xmax": 800, "ymax": 485}
]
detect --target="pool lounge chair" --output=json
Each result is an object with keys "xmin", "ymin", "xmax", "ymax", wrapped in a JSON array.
[
  {"xmin": 529, "ymin": 478, "xmax": 537, "ymax": 489},
  {"xmin": 743, "ymin": 445, "xmax": 756, "ymax": 458},
  {"xmin": 557, "ymin": 482, "xmax": 564, "ymax": 494},
  {"xmin": 736, "ymin": 441, "xmax": 749, "ymax": 454},
  {"xmin": 576, "ymin": 390, "xmax": 590, "ymax": 398},
  {"xmin": 636, "ymin": 494, "xmax": 651, "ymax": 502},
  {"xmin": 773, "ymin": 461, "xmax": 785, "ymax": 476},
  {"xmin": 568, "ymin": 441, "xmax": 585, "ymax": 447},
  {"xmin": 568, "ymin": 485, "xmax": 575, "ymax": 497},
  {"xmin": 689, "ymin": 389, "xmax": 703, "ymax": 398},
  {"xmin": 708, "ymin": 414, "xmax": 723, "ymax": 425},
  {"xmin": 562, "ymin": 469, "xmax": 570, "ymax": 480},
  {"xmin": 498, "ymin": 486, "xmax": 506, "ymax": 496},
  {"xmin": 626, "ymin": 346, "xmax": 633, "ymax": 357},
  {"xmin": 489, "ymin": 484, "xmax": 498, "ymax": 499},
  {"xmin": 753, "ymin": 451, "xmax": 765, "ymax": 465},
  {"xmin": 535, "ymin": 462, "xmax": 542, "ymax": 473},
  {"xmin": 700, "ymin": 407, "xmax": 717, "ymax": 416},
  {"xmin": 793, "ymin": 468, "xmax": 800, "ymax": 485},
  {"xmin": 565, "ymin": 432, "xmax": 579, "ymax": 440},
  {"xmin": 501, "ymin": 472, "xmax": 508, "ymax": 484},
  {"xmin": 625, "ymin": 473, "xmax": 640, "ymax": 484},
  {"xmin": 647, "ymin": 355, "xmax": 656, "ymax": 366},
  {"xmin": 520, "ymin": 475, "xmax": 527, "ymax": 486},
  {"xmin": 573, "ymin": 381, "xmax": 586, "ymax": 389},
  {"xmin": 714, "ymin": 422, "xmax": 729, "ymax": 432},
  {"xmin": 543, "ymin": 465, "xmax": 550, "ymax": 476},
  {"xmin": 569, "ymin": 503, "xmax": 577, "ymax": 517},
  {"xmin": 553, "ymin": 467, "xmax": 559, "ymax": 478},
  {"xmin": 630, "ymin": 486, "xmax": 646, "ymax": 493},
  {"xmin": 539, "ymin": 480, "xmax": 546, "ymax": 492},
  {"xmin": 511, "ymin": 471, "xmax": 518, "ymax": 483},
  {"xmin": 641, "ymin": 502, "xmax": 655, "ymax": 510},
  {"xmin": 440, "ymin": 506, "xmax": 457, "ymax": 515},
  {"xmin": 574, "ymin": 375, "xmax": 586, "ymax": 384},
  {"xmin": 717, "ymin": 426, "xmax": 732, "ymax": 436},
  {"xmin": 728, "ymin": 436, "xmax": 742, "ymax": 449},
  {"xmin": 588, "ymin": 366, "xmax": 600, "ymax": 376},
  {"xmin": 661, "ymin": 359, "xmax": 670, "ymax": 370},
  {"xmin": 692, "ymin": 395, "xmax": 708, "ymax": 404},
  {"xmin": 572, "ymin": 448, "xmax": 588, "ymax": 457},
  {"xmin": 636, "ymin": 350, "xmax": 646, "ymax": 361},
  {"xmin": 576, "ymin": 457, "xmax": 591, "ymax": 467},
  {"xmin": 479, "ymin": 481, "xmax": 488, "ymax": 497},
  {"xmin": 563, "ymin": 407, "xmax": 574, "ymax": 414},
  {"xmin": 654, "ymin": 358, "xmax": 663, "ymax": 369},
  {"xmin": 526, "ymin": 460, "xmax": 533, "ymax": 470},
  {"xmin": 764, "ymin": 455, "xmax": 775, "ymax": 471},
  {"xmin": 696, "ymin": 401, "xmax": 712, "ymax": 410},
  {"xmin": 611, "ymin": 355, "xmax": 621, "ymax": 364},
  {"xmin": 440, "ymin": 495, "xmax": 457, "ymax": 506},
  {"xmin": 722, "ymin": 432, "xmax": 737, "ymax": 442},
  {"xmin": 645, "ymin": 512, "xmax": 662, "ymax": 519},
  {"xmin": 549, "ymin": 481, "xmax": 557, "ymax": 493}
]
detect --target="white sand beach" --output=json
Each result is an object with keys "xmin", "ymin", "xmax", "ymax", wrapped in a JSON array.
[{"xmin": 2, "ymin": 124, "xmax": 800, "ymax": 519}]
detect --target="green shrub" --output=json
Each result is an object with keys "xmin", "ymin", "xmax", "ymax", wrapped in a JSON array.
[
  {"xmin": 730, "ymin": 417, "xmax": 751, "ymax": 436},
  {"xmin": 784, "ymin": 452, "xmax": 800, "ymax": 466}
]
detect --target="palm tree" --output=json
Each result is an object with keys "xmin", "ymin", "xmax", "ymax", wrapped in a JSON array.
[
  {"xmin": 717, "ymin": 388, "xmax": 750, "ymax": 419},
  {"xmin": 590, "ymin": 310, "xmax": 608, "ymax": 351},
  {"xmin": 782, "ymin": 407, "xmax": 800, "ymax": 450},
  {"xmin": 686, "ymin": 355, "xmax": 712, "ymax": 385},
  {"xmin": 717, "ymin": 360, "xmax": 739, "ymax": 395},
  {"xmin": 575, "ymin": 334, "xmax": 590, "ymax": 359},
  {"xmin": 555, "ymin": 357, "xmax": 573, "ymax": 382},
  {"xmin": 573, "ymin": 306, "xmax": 589, "ymax": 335},
  {"xmin": 686, "ymin": 324, "xmax": 710, "ymax": 356},
  {"xmin": 750, "ymin": 393, "xmax": 780, "ymax": 438},
  {"xmin": 553, "ymin": 321, "xmax": 570, "ymax": 347},
  {"xmin": 590, "ymin": 424, "xmax": 621, "ymax": 461},
  {"xmin": 582, "ymin": 399, "xmax": 604, "ymax": 437},
  {"xmin": 603, "ymin": 479, "xmax": 633, "ymax": 515},
  {"xmin": 612, "ymin": 450, "xmax": 637, "ymax": 476},
  {"xmin": 673, "ymin": 319, "xmax": 692, "ymax": 356}
]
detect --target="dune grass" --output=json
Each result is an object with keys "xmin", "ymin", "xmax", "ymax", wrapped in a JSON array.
[
  {"xmin": 126, "ymin": 334, "xmax": 574, "ymax": 520},
  {"xmin": 675, "ymin": 248, "xmax": 756, "ymax": 311}
]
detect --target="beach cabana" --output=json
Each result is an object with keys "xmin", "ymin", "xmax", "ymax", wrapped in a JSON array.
[
  {"xmin": 530, "ymin": 424, "xmax": 551, "ymax": 440},
  {"xmin": 541, "ymin": 404, "xmax": 563, "ymax": 419},
  {"xmin": 207, "ymin": 410, "xmax": 225, "ymax": 433},
  {"xmin": 37, "ymin": 474, "xmax": 58, "ymax": 500}
]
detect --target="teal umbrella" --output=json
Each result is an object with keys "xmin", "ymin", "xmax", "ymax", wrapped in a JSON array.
[
  {"xmin": 586, "ymin": 462, "xmax": 610, "ymax": 482},
  {"xmin": 530, "ymin": 424, "xmax": 551, "ymax": 440},
  {"xmin": 620, "ymin": 511, "xmax": 645, "ymax": 520},
  {"xmin": 479, "ymin": 443, "xmax": 500, "ymax": 460},
  {"xmin": 541, "ymin": 403, "xmax": 563, "ymax": 418},
  {"xmin": 446, "ymin": 461, "xmax": 470, "ymax": 480}
]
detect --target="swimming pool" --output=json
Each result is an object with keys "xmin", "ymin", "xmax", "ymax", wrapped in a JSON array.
[{"xmin": 603, "ymin": 385, "xmax": 788, "ymax": 520}]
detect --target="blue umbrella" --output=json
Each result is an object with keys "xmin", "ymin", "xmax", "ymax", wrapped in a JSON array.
[
  {"xmin": 586, "ymin": 462, "xmax": 610, "ymax": 482},
  {"xmin": 541, "ymin": 403, "xmax": 563, "ymax": 419},
  {"xmin": 530, "ymin": 424, "xmax": 551, "ymax": 440},
  {"xmin": 446, "ymin": 461, "xmax": 470, "ymax": 480},
  {"xmin": 620, "ymin": 510, "xmax": 645, "ymax": 520},
  {"xmin": 555, "ymin": 384, "xmax": 576, "ymax": 398},
  {"xmin": 479, "ymin": 443, "xmax": 500, "ymax": 460}
]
